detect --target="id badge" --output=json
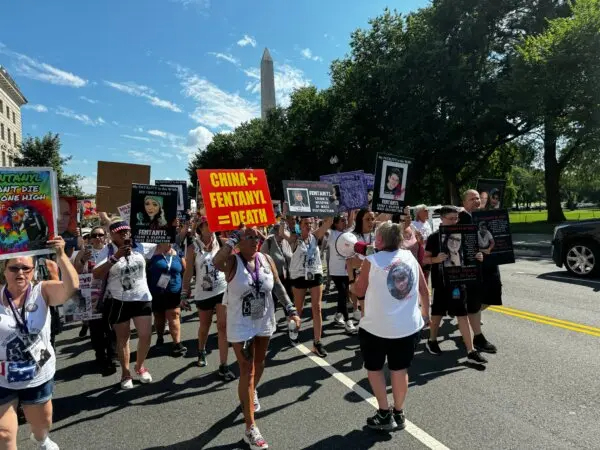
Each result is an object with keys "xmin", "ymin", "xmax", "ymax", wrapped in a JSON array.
[
  {"xmin": 157, "ymin": 273, "xmax": 171, "ymax": 289},
  {"xmin": 26, "ymin": 338, "xmax": 51, "ymax": 368},
  {"xmin": 6, "ymin": 361, "xmax": 36, "ymax": 383}
]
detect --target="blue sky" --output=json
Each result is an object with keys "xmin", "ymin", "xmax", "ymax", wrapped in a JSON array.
[{"xmin": 0, "ymin": 0, "xmax": 427, "ymax": 194}]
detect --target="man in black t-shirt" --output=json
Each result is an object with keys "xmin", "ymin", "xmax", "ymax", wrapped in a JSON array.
[
  {"xmin": 423, "ymin": 206, "xmax": 487, "ymax": 364},
  {"xmin": 458, "ymin": 190, "xmax": 497, "ymax": 354}
]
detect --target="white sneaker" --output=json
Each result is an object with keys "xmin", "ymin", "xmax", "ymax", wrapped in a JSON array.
[
  {"xmin": 353, "ymin": 310, "xmax": 362, "ymax": 321},
  {"xmin": 333, "ymin": 312, "xmax": 345, "ymax": 327},
  {"xmin": 30, "ymin": 433, "xmax": 60, "ymax": 450},
  {"xmin": 345, "ymin": 320, "xmax": 357, "ymax": 333},
  {"xmin": 243, "ymin": 425, "xmax": 269, "ymax": 449},
  {"xmin": 120, "ymin": 377, "xmax": 133, "ymax": 390},
  {"xmin": 135, "ymin": 367, "xmax": 153, "ymax": 383}
]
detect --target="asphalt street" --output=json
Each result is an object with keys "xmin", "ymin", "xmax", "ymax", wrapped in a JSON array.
[{"xmin": 17, "ymin": 257, "xmax": 600, "ymax": 450}]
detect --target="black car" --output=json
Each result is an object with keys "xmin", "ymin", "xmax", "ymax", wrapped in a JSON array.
[{"xmin": 552, "ymin": 219, "xmax": 600, "ymax": 277}]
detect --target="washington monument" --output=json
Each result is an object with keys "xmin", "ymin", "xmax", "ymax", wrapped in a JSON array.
[{"xmin": 261, "ymin": 48, "xmax": 276, "ymax": 119}]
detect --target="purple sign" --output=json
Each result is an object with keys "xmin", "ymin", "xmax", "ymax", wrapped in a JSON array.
[
  {"xmin": 364, "ymin": 173, "xmax": 375, "ymax": 190},
  {"xmin": 320, "ymin": 170, "xmax": 368, "ymax": 212}
]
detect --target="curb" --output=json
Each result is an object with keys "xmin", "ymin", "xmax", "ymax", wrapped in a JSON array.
[{"xmin": 514, "ymin": 245, "xmax": 551, "ymax": 258}]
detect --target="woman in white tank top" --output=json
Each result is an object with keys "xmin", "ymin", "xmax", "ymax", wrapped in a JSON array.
[
  {"xmin": 181, "ymin": 217, "xmax": 234, "ymax": 380},
  {"xmin": 0, "ymin": 236, "xmax": 79, "ymax": 450},
  {"xmin": 213, "ymin": 227, "xmax": 300, "ymax": 450}
]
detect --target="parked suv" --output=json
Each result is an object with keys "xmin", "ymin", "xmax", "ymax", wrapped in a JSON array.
[{"xmin": 552, "ymin": 220, "xmax": 600, "ymax": 277}]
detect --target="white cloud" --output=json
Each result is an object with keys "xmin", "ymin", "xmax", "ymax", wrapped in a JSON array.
[
  {"xmin": 148, "ymin": 129, "xmax": 168, "ymax": 138},
  {"xmin": 23, "ymin": 104, "xmax": 48, "ymax": 113},
  {"xmin": 0, "ymin": 43, "xmax": 87, "ymax": 88},
  {"xmin": 121, "ymin": 134, "xmax": 151, "ymax": 142},
  {"xmin": 208, "ymin": 52, "xmax": 240, "ymax": 66},
  {"xmin": 128, "ymin": 150, "xmax": 164, "ymax": 164},
  {"xmin": 176, "ymin": 65, "xmax": 260, "ymax": 130},
  {"xmin": 237, "ymin": 35, "xmax": 257, "ymax": 48},
  {"xmin": 79, "ymin": 96, "xmax": 98, "ymax": 104},
  {"xmin": 300, "ymin": 48, "xmax": 322, "ymax": 62},
  {"xmin": 184, "ymin": 125, "xmax": 213, "ymax": 159},
  {"xmin": 112, "ymin": 121, "xmax": 120, "ymax": 126},
  {"xmin": 244, "ymin": 68, "xmax": 260, "ymax": 80},
  {"xmin": 104, "ymin": 80, "xmax": 182, "ymax": 113},
  {"xmin": 78, "ymin": 176, "xmax": 97, "ymax": 194},
  {"xmin": 245, "ymin": 63, "xmax": 310, "ymax": 107},
  {"xmin": 169, "ymin": 0, "xmax": 209, "ymax": 8},
  {"xmin": 55, "ymin": 107, "xmax": 105, "ymax": 126}
]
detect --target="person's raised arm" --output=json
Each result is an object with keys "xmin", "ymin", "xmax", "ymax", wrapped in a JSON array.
[
  {"xmin": 213, "ymin": 231, "xmax": 239, "ymax": 281},
  {"xmin": 314, "ymin": 217, "xmax": 333, "ymax": 241},
  {"xmin": 265, "ymin": 255, "xmax": 300, "ymax": 329},
  {"xmin": 346, "ymin": 210, "xmax": 356, "ymax": 231},
  {"xmin": 42, "ymin": 237, "xmax": 80, "ymax": 306}
]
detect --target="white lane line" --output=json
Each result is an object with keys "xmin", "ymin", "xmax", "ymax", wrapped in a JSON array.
[
  {"xmin": 294, "ymin": 343, "xmax": 450, "ymax": 450},
  {"xmin": 543, "ymin": 274, "xmax": 600, "ymax": 284}
]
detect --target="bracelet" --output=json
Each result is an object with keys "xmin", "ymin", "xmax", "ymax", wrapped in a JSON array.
[{"xmin": 109, "ymin": 256, "xmax": 118, "ymax": 265}]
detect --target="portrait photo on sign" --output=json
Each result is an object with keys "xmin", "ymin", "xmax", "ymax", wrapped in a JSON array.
[
  {"xmin": 380, "ymin": 161, "xmax": 408, "ymax": 201},
  {"xmin": 441, "ymin": 233, "xmax": 464, "ymax": 267},
  {"xmin": 137, "ymin": 195, "xmax": 168, "ymax": 229},
  {"xmin": 477, "ymin": 221, "xmax": 495, "ymax": 252},
  {"xmin": 287, "ymin": 188, "xmax": 311, "ymax": 213},
  {"xmin": 476, "ymin": 179, "xmax": 506, "ymax": 210}
]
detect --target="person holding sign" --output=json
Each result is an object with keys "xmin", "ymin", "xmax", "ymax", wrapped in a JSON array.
[
  {"xmin": 0, "ymin": 236, "xmax": 78, "ymax": 450},
  {"xmin": 213, "ymin": 227, "xmax": 300, "ymax": 450},
  {"xmin": 281, "ymin": 217, "xmax": 332, "ymax": 357}
]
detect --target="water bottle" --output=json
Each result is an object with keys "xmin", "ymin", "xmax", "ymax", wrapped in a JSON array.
[{"xmin": 288, "ymin": 319, "xmax": 298, "ymax": 342}]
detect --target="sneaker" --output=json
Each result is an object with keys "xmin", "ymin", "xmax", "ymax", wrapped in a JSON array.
[
  {"xmin": 120, "ymin": 377, "xmax": 133, "ymax": 390},
  {"xmin": 333, "ymin": 312, "xmax": 345, "ymax": 327},
  {"xmin": 218, "ymin": 364, "xmax": 236, "ymax": 381},
  {"xmin": 78, "ymin": 324, "xmax": 88, "ymax": 338},
  {"xmin": 473, "ymin": 334, "xmax": 497, "ymax": 354},
  {"xmin": 243, "ymin": 425, "xmax": 268, "ymax": 449},
  {"xmin": 467, "ymin": 351, "xmax": 488, "ymax": 364},
  {"xmin": 353, "ymin": 310, "xmax": 361, "ymax": 321},
  {"xmin": 197, "ymin": 349, "xmax": 208, "ymax": 367},
  {"xmin": 253, "ymin": 389, "xmax": 261, "ymax": 412},
  {"xmin": 366, "ymin": 409, "xmax": 396, "ymax": 431},
  {"xmin": 392, "ymin": 408, "xmax": 406, "ymax": 430},
  {"xmin": 135, "ymin": 366, "xmax": 153, "ymax": 383},
  {"xmin": 156, "ymin": 335, "xmax": 164, "ymax": 347},
  {"xmin": 172, "ymin": 342, "xmax": 187, "ymax": 357},
  {"xmin": 312, "ymin": 340, "xmax": 328, "ymax": 358},
  {"xmin": 345, "ymin": 320, "xmax": 357, "ymax": 334},
  {"xmin": 426, "ymin": 340, "xmax": 443, "ymax": 355},
  {"xmin": 30, "ymin": 433, "xmax": 60, "ymax": 450}
]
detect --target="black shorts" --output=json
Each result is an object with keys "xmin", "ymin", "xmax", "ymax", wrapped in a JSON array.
[
  {"xmin": 359, "ymin": 328, "xmax": 419, "ymax": 371},
  {"xmin": 431, "ymin": 286, "xmax": 480, "ymax": 317},
  {"xmin": 106, "ymin": 298, "xmax": 152, "ymax": 325},
  {"xmin": 291, "ymin": 274, "xmax": 323, "ymax": 290},
  {"xmin": 151, "ymin": 291, "xmax": 181, "ymax": 313},
  {"xmin": 194, "ymin": 293, "xmax": 224, "ymax": 311}
]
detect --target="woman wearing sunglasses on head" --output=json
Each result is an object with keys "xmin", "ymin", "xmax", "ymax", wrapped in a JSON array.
[
  {"xmin": 0, "ymin": 236, "xmax": 78, "ymax": 450},
  {"xmin": 92, "ymin": 219, "xmax": 156, "ymax": 390},
  {"xmin": 213, "ymin": 227, "xmax": 300, "ymax": 450},
  {"xmin": 181, "ymin": 217, "xmax": 235, "ymax": 379}
]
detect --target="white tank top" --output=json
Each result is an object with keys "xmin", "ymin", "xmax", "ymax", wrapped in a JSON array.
[
  {"xmin": 359, "ymin": 249, "xmax": 424, "ymax": 339},
  {"xmin": 0, "ymin": 283, "xmax": 55, "ymax": 389},
  {"xmin": 327, "ymin": 230, "xmax": 348, "ymax": 277},
  {"xmin": 192, "ymin": 235, "xmax": 227, "ymax": 301},
  {"xmin": 290, "ymin": 234, "xmax": 323, "ymax": 279},
  {"xmin": 225, "ymin": 253, "xmax": 275, "ymax": 343}
]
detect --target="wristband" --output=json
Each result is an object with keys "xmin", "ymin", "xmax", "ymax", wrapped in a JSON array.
[
  {"xmin": 109, "ymin": 256, "xmax": 118, "ymax": 265},
  {"xmin": 285, "ymin": 305, "xmax": 298, "ymax": 317}
]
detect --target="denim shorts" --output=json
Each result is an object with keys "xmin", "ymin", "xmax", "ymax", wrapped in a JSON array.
[{"xmin": 0, "ymin": 378, "xmax": 54, "ymax": 406}]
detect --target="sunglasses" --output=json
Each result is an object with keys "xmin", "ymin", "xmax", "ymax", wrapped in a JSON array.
[
  {"xmin": 91, "ymin": 233, "xmax": 105, "ymax": 238},
  {"xmin": 242, "ymin": 235, "xmax": 260, "ymax": 241},
  {"xmin": 7, "ymin": 265, "xmax": 34, "ymax": 274}
]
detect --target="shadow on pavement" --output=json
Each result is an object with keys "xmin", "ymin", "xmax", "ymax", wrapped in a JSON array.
[
  {"xmin": 538, "ymin": 271, "xmax": 600, "ymax": 291},
  {"xmin": 301, "ymin": 427, "xmax": 394, "ymax": 449}
]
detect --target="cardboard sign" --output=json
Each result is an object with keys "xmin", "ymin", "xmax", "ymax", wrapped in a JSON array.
[
  {"xmin": 131, "ymin": 184, "xmax": 178, "ymax": 243},
  {"xmin": 472, "ymin": 209, "xmax": 515, "ymax": 266},
  {"xmin": 439, "ymin": 224, "xmax": 481, "ymax": 285},
  {"xmin": 155, "ymin": 180, "xmax": 188, "ymax": 211},
  {"xmin": 283, "ymin": 180, "xmax": 338, "ymax": 218},
  {"xmin": 117, "ymin": 203, "xmax": 131, "ymax": 224},
  {"xmin": 61, "ymin": 273, "xmax": 103, "ymax": 322},
  {"xmin": 197, "ymin": 169, "xmax": 275, "ymax": 231},
  {"xmin": 0, "ymin": 168, "xmax": 58, "ymax": 260},
  {"xmin": 96, "ymin": 161, "xmax": 150, "ymax": 212},
  {"xmin": 320, "ymin": 171, "xmax": 368, "ymax": 212},
  {"xmin": 372, "ymin": 153, "xmax": 413, "ymax": 214},
  {"xmin": 476, "ymin": 179, "xmax": 507, "ymax": 210},
  {"xmin": 272, "ymin": 200, "xmax": 282, "ymax": 218},
  {"xmin": 58, "ymin": 196, "xmax": 79, "ymax": 253}
]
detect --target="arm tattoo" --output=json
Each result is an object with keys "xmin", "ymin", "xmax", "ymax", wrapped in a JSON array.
[{"xmin": 272, "ymin": 279, "xmax": 297, "ymax": 316}]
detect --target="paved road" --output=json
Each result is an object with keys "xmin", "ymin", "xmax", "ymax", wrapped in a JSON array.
[{"xmin": 17, "ymin": 258, "xmax": 600, "ymax": 450}]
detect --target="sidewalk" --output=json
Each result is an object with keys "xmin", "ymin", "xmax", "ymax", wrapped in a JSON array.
[{"xmin": 512, "ymin": 233, "xmax": 553, "ymax": 258}]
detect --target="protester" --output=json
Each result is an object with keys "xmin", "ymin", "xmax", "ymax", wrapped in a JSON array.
[
  {"xmin": 423, "ymin": 206, "xmax": 488, "ymax": 364},
  {"xmin": 93, "ymin": 219, "xmax": 156, "ymax": 389},
  {"xmin": 411, "ymin": 205, "xmax": 432, "ymax": 243},
  {"xmin": 182, "ymin": 217, "xmax": 235, "ymax": 380},
  {"xmin": 213, "ymin": 227, "xmax": 301, "ymax": 450},
  {"xmin": 148, "ymin": 243, "xmax": 187, "ymax": 356},
  {"xmin": 282, "ymin": 217, "xmax": 332, "ymax": 357},
  {"xmin": 260, "ymin": 223, "xmax": 293, "ymax": 306},
  {"xmin": 351, "ymin": 222, "xmax": 429, "ymax": 431},
  {"xmin": 348, "ymin": 208, "xmax": 377, "ymax": 320},
  {"xmin": 0, "ymin": 236, "xmax": 78, "ymax": 450}
]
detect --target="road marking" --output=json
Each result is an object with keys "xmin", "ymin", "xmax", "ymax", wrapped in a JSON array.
[
  {"xmin": 294, "ymin": 343, "xmax": 450, "ymax": 450},
  {"xmin": 542, "ymin": 274, "xmax": 600, "ymax": 285},
  {"xmin": 489, "ymin": 306, "xmax": 600, "ymax": 337}
]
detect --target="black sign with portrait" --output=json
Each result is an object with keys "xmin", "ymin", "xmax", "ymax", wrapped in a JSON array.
[
  {"xmin": 476, "ymin": 179, "xmax": 507, "ymax": 210},
  {"xmin": 282, "ymin": 180, "xmax": 338, "ymax": 218},
  {"xmin": 472, "ymin": 209, "xmax": 515, "ymax": 266},
  {"xmin": 439, "ymin": 224, "xmax": 482, "ymax": 285},
  {"xmin": 372, "ymin": 153, "xmax": 413, "ymax": 214},
  {"xmin": 130, "ymin": 184, "xmax": 178, "ymax": 243}
]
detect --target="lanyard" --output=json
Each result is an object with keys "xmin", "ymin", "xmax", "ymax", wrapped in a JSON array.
[
  {"xmin": 240, "ymin": 254, "xmax": 261, "ymax": 297},
  {"xmin": 162, "ymin": 254, "xmax": 174, "ymax": 272},
  {"xmin": 4, "ymin": 285, "xmax": 32, "ymax": 335},
  {"xmin": 304, "ymin": 235, "xmax": 317, "ymax": 259}
]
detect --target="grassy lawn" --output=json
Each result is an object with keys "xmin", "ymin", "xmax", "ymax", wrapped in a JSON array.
[{"xmin": 509, "ymin": 209, "xmax": 600, "ymax": 234}]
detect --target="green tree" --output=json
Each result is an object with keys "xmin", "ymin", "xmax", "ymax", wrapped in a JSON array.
[{"xmin": 15, "ymin": 133, "xmax": 83, "ymax": 197}]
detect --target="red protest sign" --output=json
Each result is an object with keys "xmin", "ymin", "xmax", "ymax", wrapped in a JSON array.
[{"xmin": 196, "ymin": 169, "xmax": 276, "ymax": 231}]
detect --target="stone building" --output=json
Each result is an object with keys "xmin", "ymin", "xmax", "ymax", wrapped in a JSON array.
[{"xmin": 0, "ymin": 65, "xmax": 27, "ymax": 167}]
